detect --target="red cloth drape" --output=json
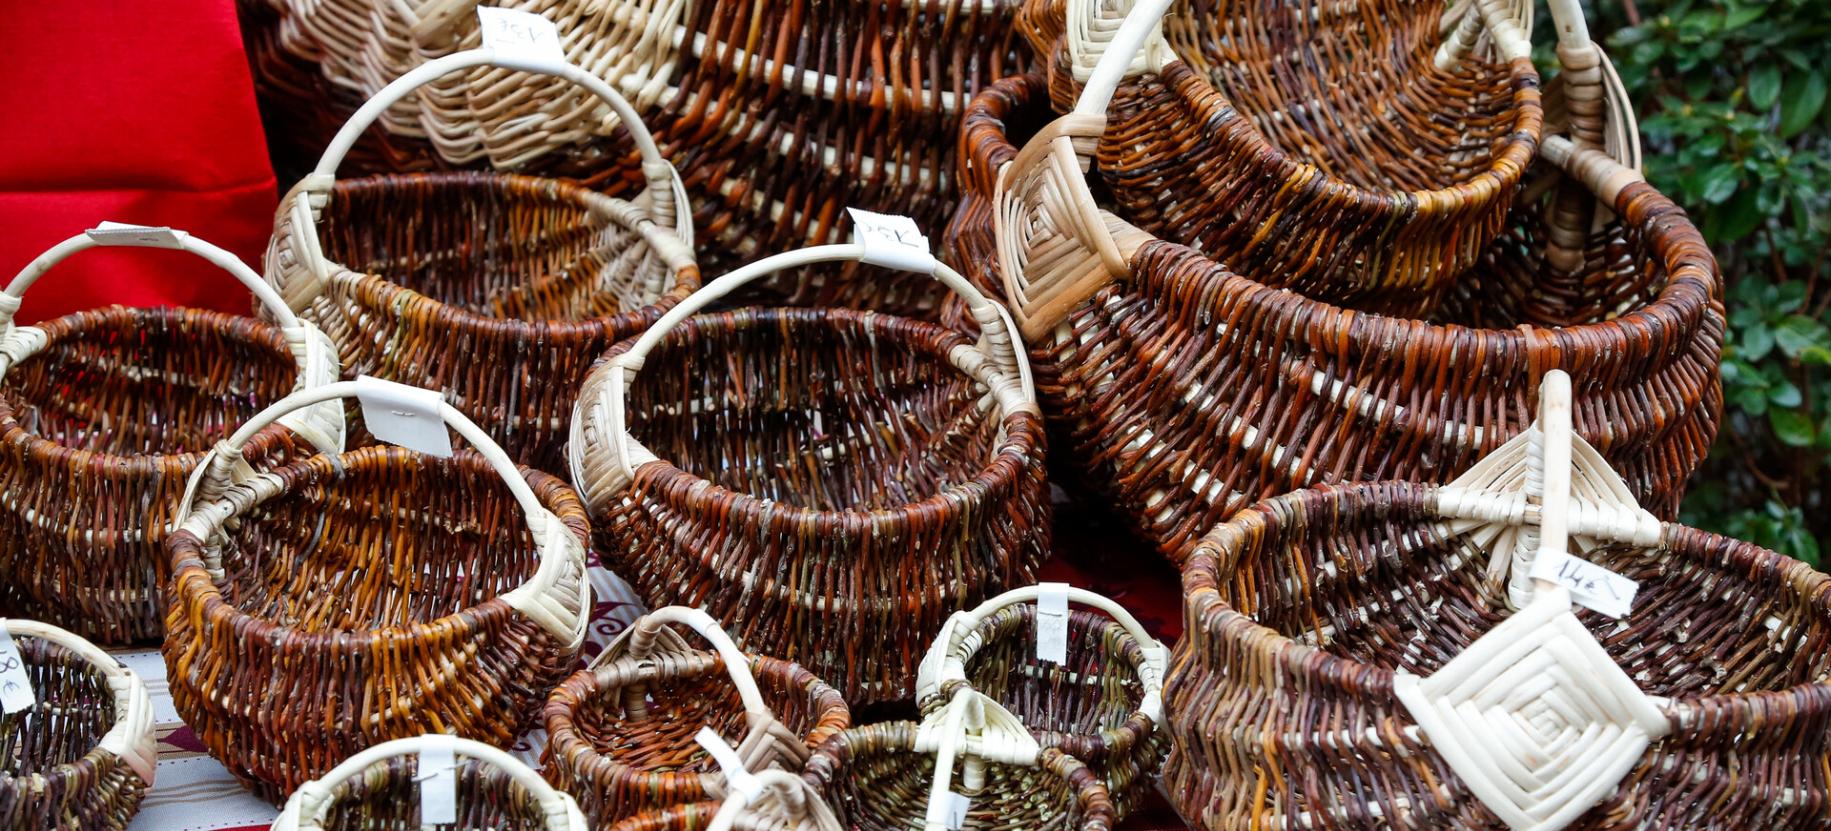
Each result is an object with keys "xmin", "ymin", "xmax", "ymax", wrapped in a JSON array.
[{"xmin": 0, "ymin": 0, "xmax": 277, "ymax": 322}]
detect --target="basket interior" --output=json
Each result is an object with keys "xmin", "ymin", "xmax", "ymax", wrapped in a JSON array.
[
  {"xmin": 211, "ymin": 448, "xmax": 543, "ymax": 632},
  {"xmin": 1217, "ymin": 486, "xmax": 1831, "ymax": 700},
  {"xmin": 572, "ymin": 653, "xmax": 835, "ymax": 774},
  {"xmin": 625, "ymin": 308, "xmax": 1002, "ymax": 512},
  {"xmin": 318, "ymin": 173, "xmax": 670, "ymax": 322},
  {"xmin": 0, "ymin": 636, "xmax": 115, "ymax": 777},
  {"xmin": 1162, "ymin": 0, "xmax": 1524, "ymax": 192},
  {"xmin": 1, "ymin": 307, "xmax": 297, "ymax": 456},
  {"xmin": 310, "ymin": 755, "xmax": 548, "ymax": 831},
  {"xmin": 820, "ymin": 726, "xmax": 1093, "ymax": 831},
  {"xmin": 962, "ymin": 607, "xmax": 1145, "ymax": 738}
]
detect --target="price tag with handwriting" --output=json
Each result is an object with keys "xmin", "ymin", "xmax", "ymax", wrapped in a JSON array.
[
  {"xmin": 1530, "ymin": 551, "xmax": 1638, "ymax": 618},
  {"xmin": 477, "ymin": 7, "xmax": 565, "ymax": 62},
  {"xmin": 0, "ymin": 629, "xmax": 36, "ymax": 714}
]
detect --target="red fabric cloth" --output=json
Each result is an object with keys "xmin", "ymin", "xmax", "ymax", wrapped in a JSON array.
[{"xmin": 0, "ymin": 0, "xmax": 277, "ymax": 322}]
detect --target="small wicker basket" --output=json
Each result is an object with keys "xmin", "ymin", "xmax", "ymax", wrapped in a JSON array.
[
  {"xmin": 916, "ymin": 584, "xmax": 1169, "ymax": 822},
  {"xmin": 569, "ymin": 237, "xmax": 1049, "ymax": 704},
  {"xmin": 805, "ymin": 688, "xmax": 1116, "ymax": 830},
  {"xmin": 164, "ymin": 379, "xmax": 591, "ymax": 799},
  {"xmin": 542, "ymin": 605, "xmax": 851, "ymax": 826},
  {"xmin": 1167, "ymin": 371, "xmax": 1830, "ymax": 830},
  {"xmin": 606, "ymin": 769, "xmax": 842, "ymax": 831},
  {"xmin": 0, "ymin": 225, "xmax": 344, "ymax": 644},
  {"xmin": 265, "ymin": 45, "xmax": 699, "ymax": 470},
  {"xmin": 0, "ymin": 618, "xmax": 157, "ymax": 831},
  {"xmin": 269, "ymin": 735, "xmax": 588, "ymax": 830}
]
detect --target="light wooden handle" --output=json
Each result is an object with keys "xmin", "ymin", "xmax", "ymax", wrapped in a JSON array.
[{"xmin": 272, "ymin": 735, "xmax": 587, "ymax": 831}]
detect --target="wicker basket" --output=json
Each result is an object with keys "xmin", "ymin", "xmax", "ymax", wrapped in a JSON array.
[
  {"xmin": 805, "ymin": 688, "xmax": 1116, "ymax": 830},
  {"xmin": 265, "ymin": 46, "xmax": 699, "ymax": 471},
  {"xmin": 0, "ymin": 619, "xmax": 156, "ymax": 831},
  {"xmin": 164, "ymin": 379, "xmax": 592, "ymax": 800},
  {"xmin": 603, "ymin": 770, "xmax": 842, "ymax": 831},
  {"xmin": 569, "ymin": 239, "xmax": 1049, "ymax": 704},
  {"xmin": 0, "ymin": 225, "xmax": 344, "ymax": 645},
  {"xmin": 542, "ymin": 605, "xmax": 852, "ymax": 826},
  {"xmin": 1166, "ymin": 371, "xmax": 1830, "ymax": 830},
  {"xmin": 945, "ymin": 28, "xmax": 1721, "ymax": 563},
  {"xmin": 270, "ymin": 735, "xmax": 588, "ymax": 830},
  {"xmin": 916, "ymin": 584, "xmax": 1168, "ymax": 822}
]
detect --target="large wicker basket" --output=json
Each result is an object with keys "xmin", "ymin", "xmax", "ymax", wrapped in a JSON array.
[
  {"xmin": 0, "ymin": 619, "xmax": 157, "ymax": 831},
  {"xmin": 804, "ymin": 689, "xmax": 1116, "ymax": 830},
  {"xmin": 164, "ymin": 379, "xmax": 591, "ymax": 800},
  {"xmin": 1166, "ymin": 371, "xmax": 1830, "ymax": 830},
  {"xmin": 265, "ymin": 46, "xmax": 699, "ymax": 471},
  {"xmin": 946, "ymin": 36, "xmax": 1721, "ymax": 562},
  {"xmin": 270, "ymin": 735, "xmax": 588, "ymax": 830},
  {"xmin": 915, "ymin": 584, "xmax": 1168, "ymax": 822},
  {"xmin": 0, "ymin": 225, "xmax": 343, "ymax": 645},
  {"xmin": 569, "ymin": 239, "xmax": 1049, "ymax": 704},
  {"xmin": 542, "ymin": 605, "xmax": 852, "ymax": 826}
]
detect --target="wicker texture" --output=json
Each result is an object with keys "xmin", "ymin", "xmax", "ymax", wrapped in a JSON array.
[
  {"xmin": 1011, "ymin": 0, "xmax": 1541, "ymax": 315},
  {"xmin": 542, "ymin": 609, "xmax": 852, "ymax": 826},
  {"xmin": 946, "ymin": 74, "xmax": 1722, "ymax": 563},
  {"xmin": 1166, "ymin": 480, "xmax": 1831, "ymax": 829},
  {"xmin": 164, "ymin": 437, "xmax": 591, "ymax": 799},
  {"xmin": 270, "ymin": 736, "xmax": 588, "ymax": 830},
  {"xmin": 804, "ymin": 721, "xmax": 1117, "ymax": 830},
  {"xmin": 573, "ymin": 303, "xmax": 1049, "ymax": 704},
  {"xmin": 0, "ymin": 625, "xmax": 155, "ymax": 831}
]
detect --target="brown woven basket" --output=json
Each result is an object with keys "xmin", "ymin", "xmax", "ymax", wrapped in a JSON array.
[
  {"xmin": 945, "ymin": 51, "xmax": 1722, "ymax": 563},
  {"xmin": 569, "ymin": 241, "xmax": 1049, "ymax": 704},
  {"xmin": 270, "ymin": 735, "xmax": 588, "ymax": 830},
  {"xmin": 0, "ymin": 619, "xmax": 157, "ymax": 831},
  {"xmin": 915, "ymin": 585, "xmax": 1169, "ymax": 822},
  {"xmin": 0, "ymin": 226, "xmax": 344, "ymax": 645},
  {"xmin": 163, "ymin": 380, "xmax": 592, "ymax": 800},
  {"xmin": 804, "ymin": 690, "xmax": 1117, "ymax": 831},
  {"xmin": 1166, "ymin": 372, "xmax": 1829, "ymax": 830},
  {"xmin": 542, "ymin": 606, "xmax": 852, "ymax": 826},
  {"xmin": 265, "ymin": 47, "xmax": 699, "ymax": 471}
]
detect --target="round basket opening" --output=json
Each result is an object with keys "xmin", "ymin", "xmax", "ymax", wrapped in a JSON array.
[
  {"xmin": 960, "ymin": 607, "xmax": 1146, "ymax": 739},
  {"xmin": 624, "ymin": 308, "xmax": 1004, "ymax": 512},
  {"xmin": 210, "ymin": 448, "xmax": 544, "ymax": 632},
  {"xmin": 0, "ymin": 307, "xmax": 298, "ymax": 457},
  {"xmin": 317, "ymin": 173, "xmax": 673, "ymax": 323},
  {"xmin": 309, "ymin": 756, "xmax": 548, "ymax": 830},
  {"xmin": 0, "ymin": 636, "xmax": 115, "ymax": 776},
  {"xmin": 1212, "ymin": 485, "xmax": 1831, "ymax": 701}
]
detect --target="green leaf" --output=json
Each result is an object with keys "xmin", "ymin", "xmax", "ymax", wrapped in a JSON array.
[
  {"xmin": 1770, "ymin": 381, "xmax": 1803, "ymax": 408},
  {"xmin": 1781, "ymin": 70, "xmax": 1827, "ymax": 138},
  {"xmin": 1750, "ymin": 64, "xmax": 1782, "ymax": 110},
  {"xmin": 1716, "ymin": 186, "xmax": 1765, "ymax": 241},
  {"xmin": 1699, "ymin": 164, "xmax": 1741, "ymax": 204},
  {"xmin": 1774, "ymin": 315, "xmax": 1831, "ymax": 359},
  {"xmin": 1740, "ymin": 322, "xmax": 1775, "ymax": 361},
  {"xmin": 1770, "ymin": 408, "xmax": 1817, "ymax": 447}
]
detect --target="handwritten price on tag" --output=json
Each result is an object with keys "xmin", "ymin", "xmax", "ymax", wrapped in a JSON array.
[
  {"xmin": 0, "ymin": 630, "xmax": 36, "ymax": 714},
  {"xmin": 477, "ymin": 7, "xmax": 566, "ymax": 61},
  {"xmin": 1531, "ymin": 551, "xmax": 1638, "ymax": 619}
]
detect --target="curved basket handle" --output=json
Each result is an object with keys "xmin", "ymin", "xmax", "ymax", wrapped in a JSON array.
[
  {"xmin": 582, "ymin": 242, "xmax": 1038, "ymax": 496},
  {"xmin": 1504, "ymin": 370, "xmax": 1576, "ymax": 608},
  {"xmin": 1, "ymin": 223, "xmax": 347, "ymax": 455},
  {"xmin": 594, "ymin": 606, "xmax": 773, "ymax": 716},
  {"xmin": 271, "ymin": 734, "xmax": 588, "ymax": 831},
  {"xmin": 916, "ymin": 584, "xmax": 1167, "ymax": 722},
  {"xmin": 1540, "ymin": 136, "xmax": 1646, "ymax": 208},
  {"xmin": 1432, "ymin": 0, "xmax": 1535, "ymax": 69},
  {"xmin": 916, "ymin": 688, "xmax": 1041, "ymax": 831},
  {"xmin": 175, "ymin": 379, "xmax": 590, "ymax": 647},
  {"xmin": 0, "ymin": 619, "xmax": 157, "ymax": 788},
  {"xmin": 706, "ymin": 769, "xmax": 844, "ymax": 831}
]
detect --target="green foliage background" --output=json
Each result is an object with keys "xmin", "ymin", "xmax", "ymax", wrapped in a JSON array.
[{"xmin": 1574, "ymin": 0, "xmax": 1831, "ymax": 563}]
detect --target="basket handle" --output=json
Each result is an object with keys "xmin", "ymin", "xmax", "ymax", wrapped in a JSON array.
[
  {"xmin": 916, "ymin": 584, "xmax": 1168, "ymax": 723},
  {"xmin": 706, "ymin": 769, "xmax": 843, "ymax": 831},
  {"xmin": 594, "ymin": 606, "xmax": 773, "ymax": 717},
  {"xmin": 175, "ymin": 379, "xmax": 591, "ymax": 647},
  {"xmin": 305, "ymin": 46, "xmax": 692, "ymax": 233},
  {"xmin": 0, "ymin": 619, "xmax": 157, "ymax": 788},
  {"xmin": 580, "ymin": 241, "xmax": 1038, "ymax": 495},
  {"xmin": 1508, "ymin": 370, "xmax": 1575, "ymax": 608},
  {"xmin": 0, "ymin": 224, "xmax": 347, "ymax": 456},
  {"xmin": 271, "ymin": 734, "xmax": 588, "ymax": 831},
  {"xmin": 917, "ymin": 688, "xmax": 1041, "ymax": 831}
]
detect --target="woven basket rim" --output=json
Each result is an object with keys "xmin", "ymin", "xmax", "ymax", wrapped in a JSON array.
[
  {"xmin": 167, "ymin": 445, "xmax": 590, "ymax": 643},
  {"xmin": 1181, "ymin": 479, "xmax": 1831, "ymax": 722},
  {"xmin": 0, "ymin": 305, "xmax": 304, "ymax": 468},
  {"xmin": 613, "ymin": 306, "xmax": 1045, "ymax": 524},
  {"xmin": 0, "ymin": 628, "xmax": 138, "ymax": 791},
  {"xmin": 312, "ymin": 170, "xmax": 699, "ymax": 339}
]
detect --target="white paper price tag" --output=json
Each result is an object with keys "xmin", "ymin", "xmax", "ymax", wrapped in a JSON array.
[
  {"xmin": 0, "ymin": 629, "xmax": 34, "ymax": 715},
  {"xmin": 1530, "ymin": 551, "xmax": 1638, "ymax": 618},
  {"xmin": 695, "ymin": 726, "xmax": 764, "ymax": 800},
  {"xmin": 848, "ymin": 207, "xmax": 938, "ymax": 273},
  {"xmin": 925, "ymin": 790, "xmax": 971, "ymax": 830},
  {"xmin": 477, "ymin": 7, "xmax": 566, "ymax": 62},
  {"xmin": 355, "ymin": 376, "xmax": 453, "ymax": 458},
  {"xmin": 418, "ymin": 736, "xmax": 458, "ymax": 824},
  {"xmin": 85, "ymin": 221, "xmax": 184, "ymax": 249},
  {"xmin": 1036, "ymin": 582, "xmax": 1070, "ymax": 665}
]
